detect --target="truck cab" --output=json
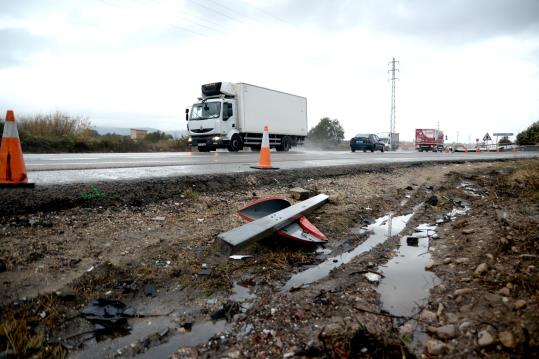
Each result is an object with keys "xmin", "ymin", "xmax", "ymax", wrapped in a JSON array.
[{"xmin": 186, "ymin": 83, "xmax": 242, "ymax": 152}]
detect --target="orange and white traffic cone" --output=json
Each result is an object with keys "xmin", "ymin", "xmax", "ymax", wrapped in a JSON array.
[
  {"xmin": 251, "ymin": 125, "xmax": 279, "ymax": 170},
  {"xmin": 0, "ymin": 110, "xmax": 34, "ymax": 188}
]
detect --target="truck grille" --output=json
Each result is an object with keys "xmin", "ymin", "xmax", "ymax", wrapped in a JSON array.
[{"xmin": 191, "ymin": 128, "xmax": 214, "ymax": 133}]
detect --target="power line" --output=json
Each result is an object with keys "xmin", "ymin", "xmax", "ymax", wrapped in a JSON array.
[
  {"xmin": 94, "ymin": 0, "xmax": 215, "ymax": 38},
  {"xmin": 185, "ymin": 0, "xmax": 254, "ymax": 26},
  {"xmin": 129, "ymin": 0, "xmax": 232, "ymax": 36}
]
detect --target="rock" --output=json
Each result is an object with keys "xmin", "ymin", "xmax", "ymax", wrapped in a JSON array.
[
  {"xmin": 474, "ymin": 263, "xmax": 488, "ymax": 276},
  {"xmin": 499, "ymin": 331, "xmax": 516, "ymax": 348},
  {"xmin": 425, "ymin": 260, "xmax": 435, "ymax": 269},
  {"xmin": 435, "ymin": 324, "xmax": 458, "ymax": 339},
  {"xmin": 320, "ymin": 323, "xmax": 341, "ymax": 338},
  {"xmin": 151, "ymin": 216, "xmax": 166, "ymax": 222},
  {"xmin": 462, "ymin": 228, "xmax": 474, "ymax": 235},
  {"xmin": 455, "ymin": 257, "xmax": 470, "ymax": 264},
  {"xmin": 426, "ymin": 339, "xmax": 446, "ymax": 355},
  {"xmin": 484, "ymin": 292, "xmax": 502, "ymax": 303},
  {"xmin": 454, "ymin": 288, "xmax": 472, "ymax": 296},
  {"xmin": 436, "ymin": 303, "xmax": 444, "ymax": 317},
  {"xmin": 171, "ymin": 347, "xmax": 198, "ymax": 359},
  {"xmin": 485, "ymin": 253, "xmax": 494, "ymax": 261},
  {"xmin": 514, "ymin": 299, "xmax": 527, "ymax": 309},
  {"xmin": 497, "ymin": 287, "xmax": 510, "ymax": 296},
  {"xmin": 290, "ymin": 187, "xmax": 311, "ymax": 200},
  {"xmin": 478, "ymin": 330, "xmax": 495, "ymax": 347},
  {"xmin": 443, "ymin": 257, "xmax": 452, "ymax": 264},
  {"xmin": 419, "ymin": 310, "xmax": 438, "ymax": 323},
  {"xmin": 445, "ymin": 312, "xmax": 458, "ymax": 324},
  {"xmin": 325, "ymin": 190, "xmax": 344, "ymax": 203},
  {"xmin": 225, "ymin": 350, "xmax": 241, "ymax": 359},
  {"xmin": 459, "ymin": 321, "xmax": 472, "ymax": 331},
  {"xmin": 399, "ymin": 323, "xmax": 414, "ymax": 338}
]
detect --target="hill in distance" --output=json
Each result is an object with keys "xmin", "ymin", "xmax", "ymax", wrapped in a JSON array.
[{"xmin": 93, "ymin": 126, "xmax": 188, "ymax": 138}]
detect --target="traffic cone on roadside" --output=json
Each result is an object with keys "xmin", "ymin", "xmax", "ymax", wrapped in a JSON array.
[
  {"xmin": 476, "ymin": 147, "xmax": 480, "ymax": 153},
  {"xmin": 251, "ymin": 125, "xmax": 279, "ymax": 170},
  {"xmin": 0, "ymin": 110, "xmax": 34, "ymax": 188}
]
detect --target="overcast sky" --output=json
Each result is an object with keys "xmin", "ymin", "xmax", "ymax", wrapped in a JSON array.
[{"xmin": 1, "ymin": 0, "xmax": 538, "ymax": 142}]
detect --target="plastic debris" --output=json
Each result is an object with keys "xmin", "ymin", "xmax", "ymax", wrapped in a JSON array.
[
  {"xmin": 81, "ymin": 299, "xmax": 135, "ymax": 329},
  {"xmin": 229, "ymin": 255, "xmax": 253, "ymax": 260}
]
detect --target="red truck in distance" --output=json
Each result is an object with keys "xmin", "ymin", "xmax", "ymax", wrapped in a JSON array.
[{"xmin": 415, "ymin": 129, "xmax": 444, "ymax": 152}]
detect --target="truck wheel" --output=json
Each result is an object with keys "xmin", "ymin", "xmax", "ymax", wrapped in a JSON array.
[
  {"xmin": 228, "ymin": 134, "xmax": 243, "ymax": 152},
  {"xmin": 351, "ymin": 148, "xmax": 356, "ymax": 153},
  {"xmin": 381, "ymin": 146, "xmax": 384, "ymax": 153},
  {"xmin": 371, "ymin": 146, "xmax": 375, "ymax": 152},
  {"xmin": 276, "ymin": 136, "xmax": 291, "ymax": 152}
]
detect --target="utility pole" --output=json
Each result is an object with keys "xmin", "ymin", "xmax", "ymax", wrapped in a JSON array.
[{"xmin": 388, "ymin": 57, "xmax": 399, "ymax": 150}]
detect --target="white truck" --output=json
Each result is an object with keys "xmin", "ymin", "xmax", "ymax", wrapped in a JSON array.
[{"xmin": 186, "ymin": 82, "xmax": 307, "ymax": 152}]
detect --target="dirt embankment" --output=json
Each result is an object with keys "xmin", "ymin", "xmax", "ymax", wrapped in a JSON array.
[{"xmin": 0, "ymin": 159, "xmax": 537, "ymax": 358}]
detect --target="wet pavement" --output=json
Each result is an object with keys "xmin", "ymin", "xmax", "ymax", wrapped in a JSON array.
[{"xmin": 24, "ymin": 150, "xmax": 536, "ymax": 184}]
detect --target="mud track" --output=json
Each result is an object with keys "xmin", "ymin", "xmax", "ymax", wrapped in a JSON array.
[{"xmin": 0, "ymin": 159, "xmax": 537, "ymax": 358}]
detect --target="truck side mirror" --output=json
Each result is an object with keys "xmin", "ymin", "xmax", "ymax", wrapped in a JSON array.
[{"xmin": 185, "ymin": 108, "xmax": 189, "ymax": 121}]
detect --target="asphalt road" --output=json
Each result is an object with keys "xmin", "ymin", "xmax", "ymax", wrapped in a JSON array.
[{"xmin": 24, "ymin": 150, "xmax": 537, "ymax": 184}]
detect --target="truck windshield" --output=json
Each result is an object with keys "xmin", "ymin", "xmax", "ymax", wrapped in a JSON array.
[{"xmin": 190, "ymin": 102, "xmax": 221, "ymax": 120}]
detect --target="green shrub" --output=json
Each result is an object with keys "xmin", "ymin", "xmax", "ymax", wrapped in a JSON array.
[{"xmin": 516, "ymin": 121, "xmax": 539, "ymax": 145}]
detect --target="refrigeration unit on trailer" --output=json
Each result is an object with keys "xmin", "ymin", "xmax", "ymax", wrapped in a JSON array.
[{"xmin": 186, "ymin": 82, "xmax": 307, "ymax": 152}]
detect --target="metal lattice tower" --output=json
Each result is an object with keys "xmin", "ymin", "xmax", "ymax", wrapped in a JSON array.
[{"xmin": 388, "ymin": 58, "xmax": 399, "ymax": 146}]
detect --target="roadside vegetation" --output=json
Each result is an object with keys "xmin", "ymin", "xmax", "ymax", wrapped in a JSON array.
[
  {"xmin": 516, "ymin": 120, "xmax": 539, "ymax": 145},
  {"xmin": 305, "ymin": 117, "xmax": 346, "ymax": 149},
  {"xmin": 0, "ymin": 112, "xmax": 189, "ymax": 153}
]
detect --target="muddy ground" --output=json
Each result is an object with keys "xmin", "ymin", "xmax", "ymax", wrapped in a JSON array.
[{"xmin": 0, "ymin": 159, "xmax": 537, "ymax": 358}]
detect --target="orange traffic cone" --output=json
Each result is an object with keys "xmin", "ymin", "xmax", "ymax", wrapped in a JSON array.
[
  {"xmin": 476, "ymin": 147, "xmax": 480, "ymax": 153},
  {"xmin": 0, "ymin": 110, "xmax": 34, "ymax": 188},
  {"xmin": 464, "ymin": 147, "xmax": 468, "ymax": 153},
  {"xmin": 251, "ymin": 125, "xmax": 279, "ymax": 170}
]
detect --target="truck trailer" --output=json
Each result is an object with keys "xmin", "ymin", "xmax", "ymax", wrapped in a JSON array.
[
  {"xmin": 415, "ymin": 129, "xmax": 444, "ymax": 152},
  {"xmin": 186, "ymin": 82, "xmax": 307, "ymax": 152}
]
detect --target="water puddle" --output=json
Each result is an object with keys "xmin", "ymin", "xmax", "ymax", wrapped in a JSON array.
[
  {"xmin": 71, "ymin": 316, "xmax": 176, "ymax": 359},
  {"xmin": 377, "ymin": 224, "xmax": 440, "ymax": 317},
  {"xmin": 135, "ymin": 320, "xmax": 227, "ymax": 358},
  {"xmin": 229, "ymin": 282, "xmax": 256, "ymax": 302},
  {"xmin": 282, "ymin": 212, "xmax": 415, "ymax": 291},
  {"xmin": 376, "ymin": 203, "xmax": 471, "ymax": 352}
]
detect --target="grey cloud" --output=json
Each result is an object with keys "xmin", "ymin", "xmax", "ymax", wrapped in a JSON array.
[
  {"xmin": 0, "ymin": 28, "xmax": 52, "ymax": 68},
  {"xmin": 267, "ymin": 0, "xmax": 539, "ymax": 43}
]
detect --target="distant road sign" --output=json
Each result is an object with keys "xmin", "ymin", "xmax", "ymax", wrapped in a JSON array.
[
  {"xmin": 483, "ymin": 133, "xmax": 492, "ymax": 141},
  {"xmin": 493, "ymin": 133, "xmax": 513, "ymax": 136}
]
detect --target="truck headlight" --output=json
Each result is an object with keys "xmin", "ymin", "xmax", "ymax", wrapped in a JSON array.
[
  {"xmin": 188, "ymin": 137, "xmax": 192, "ymax": 143},
  {"xmin": 213, "ymin": 136, "xmax": 221, "ymax": 141}
]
